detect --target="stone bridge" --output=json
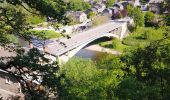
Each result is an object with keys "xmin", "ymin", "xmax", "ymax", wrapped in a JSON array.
[{"xmin": 32, "ymin": 19, "xmax": 131, "ymax": 64}]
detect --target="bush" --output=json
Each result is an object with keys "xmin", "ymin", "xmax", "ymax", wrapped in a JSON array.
[
  {"xmin": 144, "ymin": 11, "xmax": 155, "ymax": 27},
  {"xmin": 28, "ymin": 15, "xmax": 45, "ymax": 25},
  {"xmin": 87, "ymin": 11, "xmax": 96, "ymax": 19}
]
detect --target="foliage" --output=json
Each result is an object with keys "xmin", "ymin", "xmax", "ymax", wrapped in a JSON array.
[
  {"xmin": 0, "ymin": 0, "xmax": 66, "ymax": 98},
  {"xmin": 27, "ymin": 15, "xmax": 45, "ymax": 25},
  {"xmin": 99, "ymin": 38, "xmax": 128, "ymax": 52},
  {"xmin": 144, "ymin": 11, "xmax": 155, "ymax": 27},
  {"xmin": 106, "ymin": 0, "xmax": 115, "ymax": 7},
  {"xmin": 127, "ymin": 5, "xmax": 145, "ymax": 28},
  {"xmin": 122, "ymin": 27, "xmax": 165, "ymax": 47},
  {"xmin": 60, "ymin": 56, "xmax": 126, "ymax": 99},
  {"xmin": 164, "ymin": 13, "xmax": 170, "ymax": 26},
  {"xmin": 5, "ymin": 0, "xmax": 66, "ymax": 22},
  {"xmin": 87, "ymin": 11, "xmax": 96, "ymax": 19},
  {"xmin": 0, "ymin": 48, "xmax": 62, "ymax": 99},
  {"xmin": 67, "ymin": 0, "xmax": 91, "ymax": 11},
  {"xmin": 120, "ymin": 34, "xmax": 170, "ymax": 99}
]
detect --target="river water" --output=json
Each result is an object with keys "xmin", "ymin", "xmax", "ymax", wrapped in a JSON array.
[{"xmin": 75, "ymin": 48, "xmax": 107, "ymax": 61}]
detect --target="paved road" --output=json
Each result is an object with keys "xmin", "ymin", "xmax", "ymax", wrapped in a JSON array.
[{"xmin": 32, "ymin": 20, "xmax": 124, "ymax": 56}]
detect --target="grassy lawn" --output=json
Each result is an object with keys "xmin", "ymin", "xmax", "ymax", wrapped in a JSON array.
[
  {"xmin": 30, "ymin": 30, "xmax": 62, "ymax": 39},
  {"xmin": 99, "ymin": 39, "xmax": 129, "ymax": 52},
  {"xmin": 99, "ymin": 27, "xmax": 167, "ymax": 52}
]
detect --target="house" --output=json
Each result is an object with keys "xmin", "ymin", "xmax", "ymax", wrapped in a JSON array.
[
  {"xmin": 85, "ymin": 8, "xmax": 98, "ymax": 15},
  {"xmin": 0, "ymin": 69, "xmax": 24, "ymax": 100},
  {"xmin": 140, "ymin": 4, "xmax": 149, "ymax": 11},
  {"xmin": 134, "ymin": 0, "xmax": 140, "ymax": 7},
  {"xmin": 102, "ymin": 8, "xmax": 113, "ymax": 16},
  {"xmin": 66, "ymin": 11, "xmax": 87, "ymax": 23},
  {"xmin": 112, "ymin": 9, "xmax": 128, "ymax": 19},
  {"xmin": 149, "ymin": 0, "xmax": 164, "ymax": 14},
  {"xmin": 94, "ymin": 3, "xmax": 106, "ymax": 13},
  {"xmin": 110, "ymin": 7, "xmax": 119, "ymax": 15},
  {"xmin": 113, "ymin": 3, "xmax": 124, "ymax": 10}
]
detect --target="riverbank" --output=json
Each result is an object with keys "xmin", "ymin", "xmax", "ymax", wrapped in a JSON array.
[{"xmin": 84, "ymin": 44, "xmax": 121, "ymax": 55}]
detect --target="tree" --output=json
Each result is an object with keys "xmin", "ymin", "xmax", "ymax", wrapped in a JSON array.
[
  {"xmin": 5, "ymin": 0, "xmax": 66, "ymax": 22},
  {"xmin": 120, "ymin": 31, "xmax": 170, "ymax": 99},
  {"xmin": 144, "ymin": 11, "xmax": 155, "ymax": 26},
  {"xmin": 60, "ymin": 56, "xmax": 126, "ymax": 99},
  {"xmin": 127, "ymin": 5, "xmax": 145, "ymax": 28},
  {"xmin": 67, "ymin": 0, "xmax": 91, "ymax": 11},
  {"xmin": 0, "ymin": 0, "xmax": 66, "ymax": 98},
  {"xmin": 87, "ymin": 11, "xmax": 96, "ymax": 19},
  {"xmin": 106, "ymin": 0, "xmax": 115, "ymax": 7},
  {"xmin": 0, "ymin": 48, "xmax": 62, "ymax": 99}
]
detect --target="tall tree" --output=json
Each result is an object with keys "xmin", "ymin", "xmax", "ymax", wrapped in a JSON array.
[{"xmin": 0, "ymin": 0, "xmax": 66, "ymax": 98}]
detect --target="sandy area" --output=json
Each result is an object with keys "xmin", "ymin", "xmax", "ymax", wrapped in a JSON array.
[{"xmin": 84, "ymin": 44, "xmax": 121, "ymax": 55}]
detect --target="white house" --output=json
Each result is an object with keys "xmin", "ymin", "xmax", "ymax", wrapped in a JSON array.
[
  {"xmin": 94, "ymin": 3, "xmax": 106, "ymax": 13},
  {"xmin": 66, "ymin": 11, "xmax": 88, "ymax": 23}
]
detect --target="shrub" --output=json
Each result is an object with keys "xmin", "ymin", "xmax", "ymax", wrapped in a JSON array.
[
  {"xmin": 28, "ymin": 15, "xmax": 45, "ymax": 25},
  {"xmin": 87, "ymin": 11, "xmax": 96, "ymax": 19},
  {"xmin": 144, "ymin": 11, "xmax": 155, "ymax": 27}
]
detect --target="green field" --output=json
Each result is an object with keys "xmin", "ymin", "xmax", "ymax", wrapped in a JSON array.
[
  {"xmin": 99, "ymin": 27, "xmax": 167, "ymax": 52},
  {"xmin": 30, "ymin": 30, "xmax": 62, "ymax": 39}
]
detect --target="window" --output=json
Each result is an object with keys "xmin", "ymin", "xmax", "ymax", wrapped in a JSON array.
[{"xmin": 5, "ymin": 77, "xmax": 11, "ymax": 84}]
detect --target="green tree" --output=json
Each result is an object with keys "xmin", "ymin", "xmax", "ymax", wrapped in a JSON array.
[
  {"xmin": 60, "ymin": 56, "xmax": 126, "ymax": 99},
  {"xmin": 145, "ymin": 11, "xmax": 155, "ymax": 26},
  {"xmin": 5, "ymin": 0, "xmax": 66, "ymax": 22},
  {"xmin": 106, "ymin": 0, "xmax": 115, "ymax": 7},
  {"xmin": 67, "ymin": 0, "xmax": 91, "ymax": 11},
  {"xmin": 127, "ymin": 5, "xmax": 145, "ymax": 28},
  {"xmin": 87, "ymin": 11, "xmax": 96, "ymax": 19},
  {"xmin": 120, "ymin": 31, "xmax": 170, "ymax": 99},
  {"xmin": 0, "ymin": 0, "xmax": 66, "ymax": 98}
]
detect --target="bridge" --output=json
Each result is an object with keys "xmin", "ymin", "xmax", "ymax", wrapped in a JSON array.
[{"xmin": 31, "ymin": 19, "xmax": 131, "ymax": 63}]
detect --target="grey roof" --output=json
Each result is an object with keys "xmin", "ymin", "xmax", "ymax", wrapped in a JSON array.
[
  {"xmin": 113, "ymin": 3, "xmax": 124, "ymax": 10},
  {"xmin": 149, "ymin": 0, "xmax": 164, "ymax": 3}
]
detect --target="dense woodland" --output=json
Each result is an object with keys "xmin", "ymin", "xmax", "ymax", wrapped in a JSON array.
[{"xmin": 0, "ymin": 0, "xmax": 170, "ymax": 99}]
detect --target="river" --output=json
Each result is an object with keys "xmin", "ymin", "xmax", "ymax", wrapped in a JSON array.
[{"xmin": 75, "ymin": 48, "xmax": 107, "ymax": 61}]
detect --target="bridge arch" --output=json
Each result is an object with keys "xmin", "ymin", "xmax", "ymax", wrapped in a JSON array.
[{"xmin": 58, "ymin": 33, "xmax": 119, "ymax": 63}]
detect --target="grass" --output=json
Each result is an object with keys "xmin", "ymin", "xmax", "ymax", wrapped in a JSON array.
[
  {"xmin": 99, "ymin": 39, "xmax": 129, "ymax": 52},
  {"xmin": 30, "ymin": 30, "xmax": 62, "ymax": 39},
  {"xmin": 99, "ymin": 27, "xmax": 167, "ymax": 52},
  {"xmin": 122, "ymin": 27, "xmax": 165, "ymax": 47}
]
